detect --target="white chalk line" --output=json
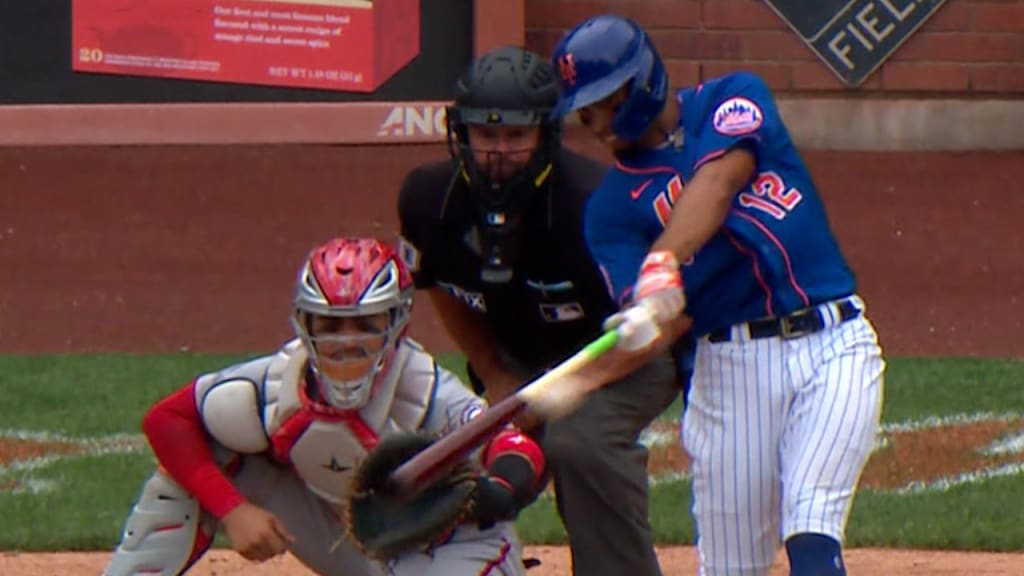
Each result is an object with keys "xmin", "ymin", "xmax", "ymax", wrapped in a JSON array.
[
  {"xmin": 4, "ymin": 411, "xmax": 1024, "ymax": 497},
  {"xmin": 0, "ymin": 430, "xmax": 146, "ymax": 495}
]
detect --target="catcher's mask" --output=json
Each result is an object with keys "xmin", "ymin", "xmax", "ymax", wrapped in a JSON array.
[
  {"xmin": 446, "ymin": 46, "xmax": 561, "ymax": 284},
  {"xmin": 290, "ymin": 237, "xmax": 414, "ymax": 410}
]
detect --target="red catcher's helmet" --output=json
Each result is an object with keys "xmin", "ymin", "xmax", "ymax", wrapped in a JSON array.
[{"xmin": 290, "ymin": 237, "xmax": 414, "ymax": 410}]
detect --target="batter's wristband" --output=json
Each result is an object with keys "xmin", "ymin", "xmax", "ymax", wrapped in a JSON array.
[{"xmin": 640, "ymin": 250, "xmax": 680, "ymax": 272}]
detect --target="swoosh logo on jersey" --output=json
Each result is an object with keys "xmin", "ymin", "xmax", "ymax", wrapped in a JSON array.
[{"xmin": 630, "ymin": 178, "xmax": 654, "ymax": 200}]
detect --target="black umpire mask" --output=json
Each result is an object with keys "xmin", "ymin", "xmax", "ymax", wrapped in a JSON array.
[{"xmin": 445, "ymin": 46, "xmax": 561, "ymax": 284}]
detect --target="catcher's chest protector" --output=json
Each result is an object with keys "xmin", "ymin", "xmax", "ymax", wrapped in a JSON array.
[{"xmin": 260, "ymin": 339, "xmax": 438, "ymax": 507}]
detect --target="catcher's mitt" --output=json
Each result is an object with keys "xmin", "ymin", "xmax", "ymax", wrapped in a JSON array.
[{"xmin": 344, "ymin": 431, "xmax": 478, "ymax": 561}]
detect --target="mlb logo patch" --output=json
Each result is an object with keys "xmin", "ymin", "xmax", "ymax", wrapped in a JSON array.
[{"xmin": 712, "ymin": 97, "xmax": 763, "ymax": 136}]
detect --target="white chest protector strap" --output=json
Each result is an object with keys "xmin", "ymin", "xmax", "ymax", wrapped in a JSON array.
[
  {"xmin": 102, "ymin": 471, "xmax": 210, "ymax": 576},
  {"xmin": 263, "ymin": 339, "xmax": 312, "ymax": 436},
  {"xmin": 358, "ymin": 339, "xmax": 438, "ymax": 435}
]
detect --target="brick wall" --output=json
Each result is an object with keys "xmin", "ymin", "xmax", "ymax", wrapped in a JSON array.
[{"xmin": 524, "ymin": 0, "xmax": 1024, "ymax": 96}]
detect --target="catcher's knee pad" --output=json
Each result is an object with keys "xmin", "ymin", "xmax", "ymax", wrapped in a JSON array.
[
  {"xmin": 102, "ymin": 471, "xmax": 213, "ymax": 576},
  {"xmin": 785, "ymin": 533, "xmax": 846, "ymax": 576}
]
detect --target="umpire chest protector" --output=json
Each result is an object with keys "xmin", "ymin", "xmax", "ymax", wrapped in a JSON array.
[{"xmin": 397, "ymin": 149, "xmax": 618, "ymax": 373}]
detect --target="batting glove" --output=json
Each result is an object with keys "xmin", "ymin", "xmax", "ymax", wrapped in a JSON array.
[
  {"xmin": 603, "ymin": 303, "xmax": 662, "ymax": 352},
  {"xmin": 633, "ymin": 250, "xmax": 686, "ymax": 323}
]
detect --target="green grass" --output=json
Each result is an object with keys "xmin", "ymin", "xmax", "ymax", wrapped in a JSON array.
[
  {"xmin": 1, "ymin": 353, "xmax": 1023, "ymax": 552},
  {"xmin": 846, "ymin": 475, "xmax": 1024, "ymax": 551},
  {"xmin": 0, "ymin": 353, "xmax": 244, "ymax": 435},
  {"xmin": 0, "ymin": 352, "xmax": 472, "ymax": 435},
  {"xmin": 0, "ymin": 452, "xmax": 155, "ymax": 551},
  {"xmin": 876, "ymin": 357, "xmax": 1024, "ymax": 422}
]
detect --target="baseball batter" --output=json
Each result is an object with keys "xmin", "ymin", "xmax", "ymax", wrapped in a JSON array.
[
  {"xmin": 550, "ymin": 15, "xmax": 886, "ymax": 576},
  {"xmin": 102, "ymin": 237, "xmax": 543, "ymax": 576}
]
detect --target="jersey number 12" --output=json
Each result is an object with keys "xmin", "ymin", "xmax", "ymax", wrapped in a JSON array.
[{"xmin": 738, "ymin": 171, "xmax": 803, "ymax": 220}]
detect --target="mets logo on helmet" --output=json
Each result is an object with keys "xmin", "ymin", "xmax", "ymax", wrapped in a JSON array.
[
  {"xmin": 558, "ymin": 53, "xmax": 577, "ymax": 86},
  {"xmin": 712, "ymin": 97, "xmax": 763, "ymax": 136}
]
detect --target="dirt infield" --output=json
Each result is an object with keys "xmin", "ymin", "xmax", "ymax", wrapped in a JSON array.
[
  {"xmin": 3, "ymin": 546, "xmax": 1024, "ymax": 575},
  {"xmin": 3, "ymin": 414, "xmax": 1024, "ymax": 574},
  {"xmin": 1, "ymin": 142, "xmax": 1022, "ymax": 573}
]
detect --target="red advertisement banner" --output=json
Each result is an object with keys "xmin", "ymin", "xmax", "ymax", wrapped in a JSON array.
[{"xmin": 71, "ymin": 0, "xmax": 420, "ymax": 93}]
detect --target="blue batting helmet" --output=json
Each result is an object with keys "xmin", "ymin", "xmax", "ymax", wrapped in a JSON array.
[{"xmin": 550, "ymin": 14, "xmax": 669, "ymax": 141}]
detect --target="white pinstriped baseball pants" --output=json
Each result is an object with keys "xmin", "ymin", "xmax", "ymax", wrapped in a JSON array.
[{"xmin": 682, "ymin": 296, "xmax": 885, "ymax": 576}]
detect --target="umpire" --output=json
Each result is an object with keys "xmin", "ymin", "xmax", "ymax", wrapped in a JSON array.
[{"xmin": 395, "ymin": 46, "xmax": 692, "ymax": 576}]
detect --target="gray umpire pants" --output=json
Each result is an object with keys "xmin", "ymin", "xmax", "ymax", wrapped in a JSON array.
[{"xmin": 471, "ymin": 350, "xmax": 682, "ymax": 576}]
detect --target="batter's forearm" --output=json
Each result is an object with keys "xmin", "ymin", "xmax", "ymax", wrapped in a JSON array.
[
  {"xmin": 651, "ymin": 186, "xmax": 732, "ymax": 263},
  {"xmin": 651, "ymin": 148, "xmax": 757, "ymax": 264}
]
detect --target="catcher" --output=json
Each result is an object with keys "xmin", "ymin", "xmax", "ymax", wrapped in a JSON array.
[{"xmin": 102, "ymin": 237, "xmax": 545, "ymax": 576}]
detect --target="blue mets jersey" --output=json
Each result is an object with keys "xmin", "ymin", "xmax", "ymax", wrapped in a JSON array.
[{"xmin": 584, "ymin": 71, "xmax": 857, "ymax": 338}]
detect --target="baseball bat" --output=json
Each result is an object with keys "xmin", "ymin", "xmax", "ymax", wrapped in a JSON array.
[{"xmin": 388, "ymin": 329, "xmax": 620, "ymax": 499}]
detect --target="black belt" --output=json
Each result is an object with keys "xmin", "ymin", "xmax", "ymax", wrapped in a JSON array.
[{"xmin": 707, "ymin": 298, "xmax": 861, "ymax": 343}]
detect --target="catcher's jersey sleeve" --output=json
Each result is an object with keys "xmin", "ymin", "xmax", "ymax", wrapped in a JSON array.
[
  {"xmin": 142, "ymin": 354, "xmax": 275, "ymax": 520},
  {"xmin": 142, "ymin": 382, "xmax": 248, "ymax": 519}
]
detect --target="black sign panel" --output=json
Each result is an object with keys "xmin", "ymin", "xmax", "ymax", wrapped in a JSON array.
[{"xmin": 763, "ymin": 0, "xmax": 949, "ymax": 87}]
